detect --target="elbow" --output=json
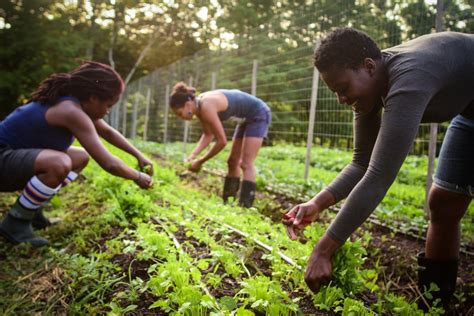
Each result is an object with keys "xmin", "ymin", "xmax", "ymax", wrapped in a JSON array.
[
  {"xmin": 352, "ymin": 152, "xmax": 371, "ymax": 170},
  {"xmin": 351, "ymin": 156, "xmax": 370, "ymax": 171},
  {"xmin": 217, "ymin": 139, "xmax": 227, "ymax": 148}
]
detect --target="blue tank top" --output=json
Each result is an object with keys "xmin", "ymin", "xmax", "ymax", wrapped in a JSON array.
[
  {"xmin": 0, "ymin": 97, "xmax": 77, "ymax": 151},
  {"xmin": 217, "ymin": 89, "xmax": 269, "ymax": 122}
]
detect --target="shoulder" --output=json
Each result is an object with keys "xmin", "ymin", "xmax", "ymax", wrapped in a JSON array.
[
  {"xmin": 46, "ymin": 100, "xmax": 91, "ymax": 129},
  {"xmin": 200, "ymin": 91, "xmax": 226, "ymax": 110},
  {"xmin": 48, "ymin": 99, "xmax": 84, "ymax": 117}
]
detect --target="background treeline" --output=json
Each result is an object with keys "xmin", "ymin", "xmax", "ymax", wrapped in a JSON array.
[
  {"xmin": 108, "ymin": 1, "xmax": 472, "ymax": 154},
  {"xmin": 0, "ymin": 0, "xmax": 472, "ymax": 122}
]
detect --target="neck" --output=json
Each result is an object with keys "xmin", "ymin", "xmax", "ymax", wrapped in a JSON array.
[{"xmin": 193, "ymin": 98, "xmax": 201, "ymax": 113}]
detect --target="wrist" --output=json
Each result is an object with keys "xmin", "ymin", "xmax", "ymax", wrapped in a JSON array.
[
  {"xmin": 308, "ymin": 198, "xmax": 322, "ymax": 213},
  {"xmin": 134, "ymin": 170, "xmax": 141, "ymax": 182},
  {"xmin": 315, "ymin": 233, "xmax": 341, "ymax": 257},
  {"xmin": 135, "ymin": 151, "xmax": 144, "ymax": 160},
  {"xmin": 313, "ymin": 190, "xmax": 335, "ymax": 211}
]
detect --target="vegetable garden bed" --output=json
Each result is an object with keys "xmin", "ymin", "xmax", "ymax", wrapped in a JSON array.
[{"xmin": 0, "ymin": 143, "xmax": 472, "ymax": 314}]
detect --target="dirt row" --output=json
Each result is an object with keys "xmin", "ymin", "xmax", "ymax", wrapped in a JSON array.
[
  {"xmin": 105, "ymin": 213, "xmax": 321, "ymax": 314},
  {"xmin": 165, "ymin": 159, "xmax": 474, "ymax": 315}
]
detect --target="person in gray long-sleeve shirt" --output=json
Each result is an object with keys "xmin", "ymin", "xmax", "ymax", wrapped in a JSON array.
[{"xmin": 282, "ymin": 27, "xmax": 473, "ymax": 308}]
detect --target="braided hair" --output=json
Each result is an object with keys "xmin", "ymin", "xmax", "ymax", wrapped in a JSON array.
[{"xmin": 30, "ymin": 61, "xmax": 124, "ymax": 105}]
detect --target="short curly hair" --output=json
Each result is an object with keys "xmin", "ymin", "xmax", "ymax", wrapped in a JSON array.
[{"xmin": 314, "ymin": 27, "xmax": 382, "ymax": 73}]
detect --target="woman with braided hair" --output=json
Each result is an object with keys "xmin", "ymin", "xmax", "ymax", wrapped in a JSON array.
[
  {"xmin": 169, "ymin": 82, "xmax": 271, "ymax": 208},
  {"xmin": 0, "ymin": 61, "xmax": 153, "ymax": 247}
]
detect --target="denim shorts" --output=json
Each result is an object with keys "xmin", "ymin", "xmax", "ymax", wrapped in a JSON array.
[
  {"xmin": 433, "ymin": 114, "xmax": 474, "ymax": 197},
  {"xmin": 233, "ymin": 107, "xmax": 271, "ymax": 139},
  {"xmin": 0, "ymin": 146, "xmax": 42, "ymax": 192}
]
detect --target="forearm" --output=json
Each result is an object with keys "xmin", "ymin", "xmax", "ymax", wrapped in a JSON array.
[
  {"xmin": 103, "ymin": 129, "xmax": 143, "ymax": 160},
  {"xmin": 315, "ymin": 233, "xmax": 342, "ymax": 256},
  {"xmin": 326, "ymin": 162, "xmax": 367, "ymax": 202},
  {"xmin": 326, "ymin": 170, "xmax": 393, "ymax": 243},
  {"xmin": 198, "ymin": 141, "xmax": 226, "ymax": 164},
  {"xmin": 190, "ymin": 134, "xmax": 213, "ymax": 158},
  {"xmin": 100, "ymin": 155, "xmax": 140, "ymax": 181},
  {"xmin": 309, "ymin": 189, "xmax": 337, "ymax": 213}
]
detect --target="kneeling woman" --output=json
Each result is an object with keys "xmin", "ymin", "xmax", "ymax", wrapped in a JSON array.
[
  {"xmin": 0, "ymin": 62, "xmax": 153, "ymax": 247},
  {"xmin": 170, "ymin": 82, "xmax": 271, "ymax": 208}
]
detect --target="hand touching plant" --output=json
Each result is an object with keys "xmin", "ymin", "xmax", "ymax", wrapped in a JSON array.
[
  {"xmin": 137, "ymin": 155, "xmax": 154, "ymax": 176},
  {"xmin": 134, "ymin": 171, "xmax": 153, "ymax": 189},
  {"xmin": 188, "ymin": 159, "xmax": 203, "ymax": 172}
]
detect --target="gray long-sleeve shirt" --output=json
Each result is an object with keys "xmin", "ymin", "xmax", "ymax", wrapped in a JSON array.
[{"xmin": 326, "ymin": 32, "xmax": 474, "ymax": 243}]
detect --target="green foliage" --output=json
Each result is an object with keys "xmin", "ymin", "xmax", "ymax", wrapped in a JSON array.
[
  {"xmin": 108, "ymin": 183, "xmax": 154, "ymax": 222},
  {"xmin": 236, "ymin": 275, "xmax": 298, "ymax": 314},
  {"xmin": 0, "ymin": 1, "xmax": 87, "ymax": 116},
  {"xmin": 148, "ymin": 256, "xmax": 217, "ymax": 315},
  {"xmin": 135, "ymin": 223, "xmax": 173, "ymax": 260},
  {"xmin": 56, "ymin": 253, "xmax": 123, "ymax": 312},
  {"xmin": 337, "ymin": 297, "xmax": 374, "ymax": 315},
  {"xmin": 2, "ymin": 140, "xmax": 471, "ymax": 314},
  {"xmin": 313, "ymin": 284, "xmax": 344, "ymax": 311}
]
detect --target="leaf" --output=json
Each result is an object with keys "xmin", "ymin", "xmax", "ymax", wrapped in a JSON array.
[
  {"xmin": 122, "ymin": 305, "xmax": 138, "ymax": 312},
  {"xmin": 220, "ymin": 296, "xmax": 238, "ymax": 311},
  {"xmin": 149, "ymin": 300, "xmax": 168, "ymax": 309}
]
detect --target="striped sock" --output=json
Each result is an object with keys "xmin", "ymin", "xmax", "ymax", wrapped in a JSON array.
[
  {"xmin": 61, "ymin": 171, "xmax": 79, "ymax": 187},
  {"xmin": 18, "ymin": 176, "xmax": 61, "ymax": 210}
]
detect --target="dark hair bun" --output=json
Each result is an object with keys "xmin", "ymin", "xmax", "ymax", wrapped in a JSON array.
[{"xmin": 172, "ymin": 81, "xmax": 196, "ymax": 96}]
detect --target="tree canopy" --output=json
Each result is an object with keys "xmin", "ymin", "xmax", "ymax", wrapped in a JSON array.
[{"xmin": 0, "ymin": 0, "xmax": 472, "ymax": 117}]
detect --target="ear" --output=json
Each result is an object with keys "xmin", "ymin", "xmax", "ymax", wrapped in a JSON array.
[{"xmin": 363, "ymin": 58, "xmax": 376, "ymax": 76}]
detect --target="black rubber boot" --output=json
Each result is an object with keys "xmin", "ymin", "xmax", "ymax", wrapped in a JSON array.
[
  {"xmin": 32, "ymin": 209, "xmax": 60, "ymax": 229},
  {"xmin": 239, "ymin": 180, "xmax": 256, "ymax": 208},
  {"xmin": 417, "ymin": 252, "xmax": 458, "ymax": 310},
  {"xmin": 0, "ymin": 200, "xmax": 49, "ymax": 247},
  {"xmin": 223, "ymin": 176, "xmax": 240, "ymax": 204}
]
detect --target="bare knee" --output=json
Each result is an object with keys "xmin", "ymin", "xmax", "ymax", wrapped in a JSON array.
[
  {"xmin": 45, "ymin": 153, "xmax": 72, "ymax": 180},
  {"xmin": 240, "ymin": 160, "xmax": 253, "ymax": 173},
  {"xmin": 74, "ymin": 149, "xmax": 90, "ymax": 171},
  {"xmin": 227, "ymin": 156, "xmax": 241, "ymax": 170},
  {"xmin": 428, "ymin": 186, "xmax": 470, "ymax": 224}
]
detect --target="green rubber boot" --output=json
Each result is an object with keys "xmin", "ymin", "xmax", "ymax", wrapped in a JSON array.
[
  {"xmin": 223, "ymin": 176, "xmax": 240, "ymax": 204},
  {"xmin": 239, "ymin": 180, "xmax": 256, "ymax": 208},
  {"xmin": 417, "ymin": 252, "xmax": 458, "ymax": 311},
  {"xmin": 32, "ymin": 208, "xmax": 60, "ymax": 229},
  {"xmin": 0, "ymin": 200, "xmax": 49, "ymax": 247}
]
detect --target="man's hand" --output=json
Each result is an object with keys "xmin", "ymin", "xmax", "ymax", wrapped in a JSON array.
[
  {"xmin": 305, "ymin": 234, "xmax": 340, "ymax": 293},
  {"xmin": 282, "ymin": 200, "xmax": 320, "ymax": 240},
  {"xmin": 188, "ymin": 159, "xmax": 203, "ymax": 172},
  {"xmin": 134, "ymin": 171, "xmax": 153, "ymax": 189}
]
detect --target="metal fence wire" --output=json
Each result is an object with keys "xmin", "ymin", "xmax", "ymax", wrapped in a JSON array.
[{"xmin": 107, "ymin": 1, "xmax": 470, "ymax": 205}]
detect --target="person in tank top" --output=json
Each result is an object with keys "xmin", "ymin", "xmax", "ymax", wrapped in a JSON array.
[
  {"xmin": 0, "ymin": 62, "xmax": 154, "ymax": 247},
  {"xmin": 169, "ymin": 82, "xmax": 271, "ymax": 208},
  {"xmin": 282, "ymin": 27, "xmax": 474, "ymax": 310}
]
